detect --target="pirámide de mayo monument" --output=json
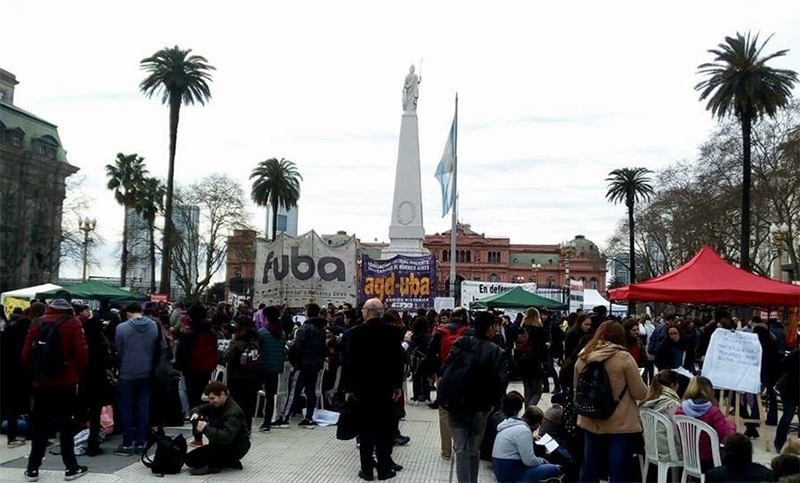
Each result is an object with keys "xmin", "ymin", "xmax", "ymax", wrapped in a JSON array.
[{"xmin": 382, "ymin": 65, "xmax": 430, "ymax": 258}]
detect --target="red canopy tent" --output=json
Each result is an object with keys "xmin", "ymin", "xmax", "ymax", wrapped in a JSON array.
[{"xmin": 608, "ymin": 245, "xmax": 800, "ymax": 307}]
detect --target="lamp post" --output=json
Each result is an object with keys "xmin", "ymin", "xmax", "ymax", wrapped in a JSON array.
[
  {"xmin": 770, "ymin": 222, "xmax": 789, "ymax": 282},
  {"xmin": 531, "ymin": 262, "xmax": 542, "ymax": 286},
  {"xmin": 78, "ymin": 216, "xmax": 97, "ymax": 282},
  {"xmin": 560, "ymin": 243, "xmax": 576, "ymax": 310}
]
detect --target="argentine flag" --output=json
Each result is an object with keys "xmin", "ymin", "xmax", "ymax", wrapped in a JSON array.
[{"xmin": 435, "ymin": 113, "xmax": 457, "ymax": 217}]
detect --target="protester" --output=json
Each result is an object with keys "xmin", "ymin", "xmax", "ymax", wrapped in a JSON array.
[
  {"xmin": 772, "ymin": 453, "xmax": 800, "ymax": 481},
  {"xmin": 256, "ymin": 306, "xmax": 286, "ymax": 432},
  {"xmin": 186, "ymin": 382, "xmax": 250, "ymax": 475},
  {"xmin": 514, "ymin": 308, "xmax": 547, "ymax": 407},
  {"xmin": 622, "ymin": 319, "xmax": 644, "ymax": 367},
  {"xmin": 114, "ymin": 302, "xmax": 164, "ymax": 456},
  {"xmin": 410, "ymin": 316, "xmax": 432, "ymax": 403},
  {"xmin": 655, "ymin": 325, "xmax": 694, "ymax": 372},
  {"xmin": 253, "ymin": 303, "xmax": 267, "ymax": 330},
  {"xmin": 22, "ymin": 299, "xmax": 89, "ymax": 481},
  {"xmin": 344, "ymin": 298, "xmax": 405, "ymax": 481},
  {"xmin": 438, "ymin": 311, "xmax": 509, "ymax": 483},
  {"xmin": 176, "ymin": 304, "xmax": 219, "ymax": 447},
  {"xmin": 705, "ymin": 433, "xmax": 773, "ymax": 482},
  {"xmin": 492, "ymin": 399, "xmax": 562, "ymax": 483},
  {"xmin": 545, "ymin": 309, "xmax": 564, "ymax": 392},
  {"xmin": 638, "ymin": 314, "xmax": 656, "ymax": 383},
  {"xmin": 775, "ymin": 348, "xmax": 800, "ymax": 451},
  {"xmin": 79, "ymin": 315, "xmax": 113, "ymax": 456},
  {"xmin": 675, "ymin": 376, "xmax": 736, "ymax": 471},
  {"xmin": 742, "ymin": 323, "xmax": 781, "ymax": 433},
  {"xmin": 225, "ymin": 315, "xmax": 260, "ymax": 433},
  {"xmin": 574, "ymin": 320, "xmax": 648, "ymax": 483},
  {"xmin": 564, "ymin": 314, "xmax": 591, "ymax": 360},
  {"xmin": 381, "ymin": 309, "xmax": 412, "ymax": 446},
  {"xmin": 697, "ymin": 310, "xmax": 733, "ymax": 362},
  {"xmin": 427, "ymin": 307, "xmax": 469, "ymax": 458},
  {"xmin": 639, "ymin": 369, "xmax": 682, "ymax": 460},
  {"xmin": 1, "ymin": 302, "xmax": 41, "ymax": 448},
  {"xmin": 274, "ymin": 303, "xmax": 326, "ymax": 428}
]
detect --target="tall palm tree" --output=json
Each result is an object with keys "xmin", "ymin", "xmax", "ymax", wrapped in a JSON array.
[
  {"xmin": 696, "ymin": 32, "xmax": 797, "ymax": 271},
  {"xmin": 140, "ymin": 45, "xmax": 215, "ymax": 293},
  {"xmin": 249, "ymin": 158, "xmax": 303, "ymax": 240},
  {"xmin": 134, "ymin": 177, "xmax": 166, "ymax": 293},
  {"xmin": 105, "ymin": 153, "xmax": 148, "ymax": 287},
  {"xmin": 605, "ymin": 167, "xmax": 655, "ymax": 296}
]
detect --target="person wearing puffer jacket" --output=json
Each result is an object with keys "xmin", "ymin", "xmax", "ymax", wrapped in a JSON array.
[
  {"xmin": 492, "ymin": 402, "xmax": 562, "ymax": 483},
  {"xmin": 675, "ymin": 376, "xmax": 736, "ymax": 471},
  {"xmin": 639, "ymin": 370, "xmax": 682, "ymax": 460}
]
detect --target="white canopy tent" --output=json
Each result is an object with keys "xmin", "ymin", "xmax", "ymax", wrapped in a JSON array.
[
  {"xmin": 1, "ymin": 283, "xmax": 62, "ymax": 305},
  {"xmin": 583, "ymin": 288, "xmax": 627, "ymax": 315}
]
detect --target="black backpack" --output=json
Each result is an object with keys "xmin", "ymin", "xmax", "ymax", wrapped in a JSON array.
[
  {"xmin": 574, "ymin": 360, "xmax": 627, "ymax": 420},
  {"xmin": 29, "ymin": 316, "xmax": 71, "ymax": 380},
  {"xmin": 141, "ymin": 431, "xmax": 187, "ymax": 476}
]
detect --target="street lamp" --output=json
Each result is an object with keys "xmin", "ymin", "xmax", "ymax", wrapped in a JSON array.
[
  {"xmin": 770, "ymin": 222, "xmax": 789, "ymax": 281},
  {"xmin": 531, "ymin": 262, "xmax": 542, "ymax": 286},
  {"xmin": 560, "ymin": 242, "xmax": 576, "ymax": 310},
  {"xmin": 78, "ymin": 216, "xmax": 97, "ymax": 282}
]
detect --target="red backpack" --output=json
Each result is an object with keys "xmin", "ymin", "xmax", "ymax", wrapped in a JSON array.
[
  {"xmin": 438, "ymin": 325, "xmax": 468, "ymax": 365},
  {"xmin": 191, "ymin": 332, "xmax": 218, "ymax": 374}
]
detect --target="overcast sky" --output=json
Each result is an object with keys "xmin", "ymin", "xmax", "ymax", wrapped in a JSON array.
[{"xmin": 5, "ymin": 1, "xmax": 799, "ymax": 279}]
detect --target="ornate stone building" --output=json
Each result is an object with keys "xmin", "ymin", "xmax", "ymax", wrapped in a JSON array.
[{"xmin": 0, "ymin": 69, "xmax": 79, "ymax": 291}]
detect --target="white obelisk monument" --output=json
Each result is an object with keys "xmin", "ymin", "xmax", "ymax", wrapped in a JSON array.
[{"xmin": 382, "ymin": 64, "xmax": 429, "ymax": 258}]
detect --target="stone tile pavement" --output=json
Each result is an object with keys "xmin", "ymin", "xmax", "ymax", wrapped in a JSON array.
[{"xmin": 0, "ymin": 381, "xmax": 780, "ymax": 482}]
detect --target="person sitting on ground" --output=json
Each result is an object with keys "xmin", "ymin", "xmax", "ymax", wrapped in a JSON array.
[
  {"xmin": 782, "ymin": 437, "xmax": 800, "ymax": 456},
  {"xmin": 481, "ymin": 391, "xmax": 524, "ymax": 462},
  {"xmin": 492, "ymin": 399, "xmax": 562, "ymax": 483},
  {"xmin": 705, "ymin": 433, "xmax": 773, "ymax": 482},
  {"xmin": 639, "ymin": 369, "xmax": 682, "ymax": 460},
  {"xmin": 675, "ymin": 376, "xmax": 736, "ymax": 472},
  {"xmin": 186, "ymin": 382, "xmax": 250, "ymax": 476},
  {"xmin": 772, "ymin": 453, "xmax": 800, "ymax": 481}
]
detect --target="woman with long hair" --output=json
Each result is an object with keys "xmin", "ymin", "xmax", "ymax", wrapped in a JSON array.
[
  {"xmin": 675, "ymin": 376, "xmax": 736, "ymax": 471},
  {"xmin": 574, "ymin": 321, "xmax": 648, "ymax": 482},
  {"xmin": 622, "ymin": 319, "xmax": 644, "ymax": 367},
  {"xmin": 79, "ymin": 316, "xmax": 113, "ymax": 455},
  {"xmin": 225, "ymin": 316, "xmax": 259, "ymax": 432},
  {"xmin": 514, "ymin": 308, "xmax": 548, "ymax": 407},
  {"xmin": 640, "ymin": 370, "xmax": 682, "ymax": 460},
  {"xmin": 564, "ymin": 314, "xmax": 592, "ymax": 360}
]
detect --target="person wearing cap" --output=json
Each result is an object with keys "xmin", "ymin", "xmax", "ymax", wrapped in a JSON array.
[{"xmin": 22, "ymin": 299, "xmax": 89, "ymax": 481}]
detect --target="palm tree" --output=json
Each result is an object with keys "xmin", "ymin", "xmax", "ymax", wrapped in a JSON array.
[
  {"xmin": 140, "ymin": 45, "xmax": 215, "ymax": 293},
  {"xmin": 249, "ymin": 158, "xmax": 303, "ymax": 240},
  {"xmin": 134, "ymin": 177, "xmax": 165, "ymax": 293},
  {"xmin": 105, "ymin": 153, "xmax": 148, "ymax": 287},
  {"xmin": 696, "ymin": 32, "xmax": 798, "ymax": 271},
  {"xmin": 605, "ymin": 167, "xmax": 655, "ymax": 295}
]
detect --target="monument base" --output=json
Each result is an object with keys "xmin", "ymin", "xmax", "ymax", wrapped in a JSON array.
[{"xmin": 381, "ymin": 238, "xmax": 430, "ymax": 259}]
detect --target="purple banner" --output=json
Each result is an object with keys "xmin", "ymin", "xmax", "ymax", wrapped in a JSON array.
[{"xmin": 360, "ymin": 254, "xmax": 436, "ymax": 310}]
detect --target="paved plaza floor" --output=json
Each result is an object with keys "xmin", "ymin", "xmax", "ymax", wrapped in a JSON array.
[{"xmin": 0, "ymin": 382, "xmax": 781, "ymax": 482}]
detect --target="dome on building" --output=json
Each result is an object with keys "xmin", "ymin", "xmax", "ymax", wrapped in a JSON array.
[{"xmin": 571, "ymin": 234, "xmax": 600, "ymax": 258}]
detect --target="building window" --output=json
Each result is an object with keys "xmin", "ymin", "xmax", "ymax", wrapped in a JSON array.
[
  {"xmin": 489, "ymin": 273, "xmax": 499, "ymax": 282},
  {"xmin": 473, "ymin": 275, "xmax": 481, "ymax": 281},
  {"xmin": 443, "ymin": 250, "xmax": 448, "ymax": 262},
  {"xmin": 466, "ymin": 251, "xmax": 471, "ymax": 263},
  {"xmin": 10, "ymin": 132, "xmax": 22, "ymax": 147},
  {"xmin": 590, "ymin": 277, "xmax": 598, "ymax": 289},
  {"xmin": 276, "ymin": 214, "xmax": 288, "ymax": 232}
]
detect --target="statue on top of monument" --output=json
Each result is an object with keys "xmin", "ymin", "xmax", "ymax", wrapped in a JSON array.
[{"xmin": 402, "ymin": 64, "xmax": 421, "ymax": 113}]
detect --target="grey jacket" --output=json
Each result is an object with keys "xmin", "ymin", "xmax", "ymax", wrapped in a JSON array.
[
  {"xmin": 115, "ymin": 315, "xmax": 164, "ymax": 380},
  {"xmin": 491, "ymin": 418, "xmax": 549, "ymax": 467}
]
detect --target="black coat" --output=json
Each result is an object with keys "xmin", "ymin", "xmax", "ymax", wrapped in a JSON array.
[
  {"xmin": 564, "ymin": 328, "xmax": 587, "ymax": 360},
  {"xmin": 514, "ymin": 325, "xmax": 547, "ymax": 378},
  {"xmin": 289, "ymin": 318, "xmax": 327, "ymax": 372},
  {"xmin": 344, "ymin": 318, "xmax": 405, "ymax": 407},
  {"xmin": 776, "ymin": 348, "xmax": 799, "ymax": 404}
]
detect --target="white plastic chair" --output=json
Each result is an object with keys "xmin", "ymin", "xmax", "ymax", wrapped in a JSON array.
[
  {"xmin": 640, "ymin": 408, "xmax": 683, "ymax": 483},
  {"xmin": 674, "ymin": 415, "xmax": 722, "ymax": 483},
  {"xmin": 202, "ymin": 365, "xmax": 228, "ymax": 401}
]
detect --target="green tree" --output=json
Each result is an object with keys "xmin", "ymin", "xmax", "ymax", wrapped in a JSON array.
[
  {"xmin": 134, "ymin": 177, "xmax": 165, "ymax": 293},
  {"xmin": 105, "ymin": 153, "xmax": 148, "ymax": 287},
  {"xmin": 696, "ymin": 31, "xmax": 798, "ymax": 270},
  {"xmin": 605, "ymin": 167, "xmax": 655, "ymax": 295},
  {"xmin": 249, "ymin": 158, "xmax": 303, "ymax": 240},
  {"xmin": 140, "ymin": 45, "xmax": 215, "ymax": 293}
]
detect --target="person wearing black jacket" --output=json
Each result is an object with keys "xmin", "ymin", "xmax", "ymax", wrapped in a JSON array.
[
  {"xmin": 79, "ymin": 316, "xmax": 113, "ymax": 456},
  {"xmin": 274, "ymin": 303, "xmax": 326, "ymax": 428},
  {"xmin": 564, "ymin": 314, "xmax": 592, "ymax": 360},
  {"xmin": 541, "ymin": 310, "xmax": 561, "ymax": 393},
  {"xmin": 410, "ymin": 316, "xmax": 432, "ymax": 403},
  {"xmin": 514, "ymin": 308, "xmax": 548, "ymax": 407},
  {"xmin": 742, "ymin": 323, "xmax": 782, "ymax": 437},
  {"xmin": 438, "ymin": 311, "xmax": 509, "ymax": 483},
  {"xmin": 344, "ymin": 299, "xmax": 405, "ymax": 481},
  {"xmin": 775, "ymin": 347, "xmax": 799, "ymax": 451}
]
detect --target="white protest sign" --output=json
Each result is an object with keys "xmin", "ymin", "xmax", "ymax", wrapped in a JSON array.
[
  {"xmin": 702, "ymin": 328, "xmax": 762, "ymax": 394},
  {"xmin": 569, "ymin": 279, "xmax": 584, "ymax": 313},
  {"xmin": 460, "ymin": 281, "xmax": 536, "ymax": 308},
  {"xmin": 434, "ymin": 297, "xmax": 455, "ymax": 312}
]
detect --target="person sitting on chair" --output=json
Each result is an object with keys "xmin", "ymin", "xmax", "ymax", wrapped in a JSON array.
[{"xmin": 186, "ymin": 382, "xmax": 251, "ymax": 475}]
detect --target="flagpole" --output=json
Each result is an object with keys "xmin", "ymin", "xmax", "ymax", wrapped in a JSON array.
[{"xmin": 450, "ymin": 93, "xmax": 458, "ymax": 299}]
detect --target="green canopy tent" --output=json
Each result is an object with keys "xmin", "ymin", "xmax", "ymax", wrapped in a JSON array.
[
  {"xmin": 469, "ymin": 286, "xmax": 567, "ymax": 310},
  {"xmin": 35, "ymin": 280, "xmax": 148, "ymax": 302}
]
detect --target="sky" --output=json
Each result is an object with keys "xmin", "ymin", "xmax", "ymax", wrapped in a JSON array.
[{"xmin": 4, "ymin": 0, "xmax": 800, "ymax": 279}]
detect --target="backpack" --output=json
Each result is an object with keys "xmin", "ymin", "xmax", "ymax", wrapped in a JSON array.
[
  {"xmin": 141, "ymin": 431, "xmax": 187, "ymax": 476},
  {"xmin": 191, "ymin": 331, "xmax": 218, "ymax": 374},
  {"xmin": 574, "ymin": 360, "xmax": 628, "ymax": 420},
  {"xmin": 439, "ymin": 325, "xmax": 467, "ymax": 365},
  {"xmin": 239, "ymin": 339, "xmax": 261, "ymax": 373},
  {"xmin": 437, "ymin": 338, "xmax": 479, "ymax": 413},
  {"xmin": 29, "ymin": 316, "xmax": 71, "ymax": 380},
  {"xmin": 515, "ymin": 332, "xmax": 534, "ymax": 361}
]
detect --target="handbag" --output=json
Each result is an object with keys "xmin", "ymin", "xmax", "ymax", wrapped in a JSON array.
[{"xmin": 336, "ymin": 400, "xmax": 359, "ymax": 441}]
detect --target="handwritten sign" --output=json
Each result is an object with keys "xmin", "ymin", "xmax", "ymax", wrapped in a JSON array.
[{"xmin": 702, "ymin": 328, "xmax": 762, "ymax": 394}]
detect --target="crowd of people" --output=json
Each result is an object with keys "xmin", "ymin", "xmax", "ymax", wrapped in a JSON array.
[{"xmin": 1, "ymin": 296, "xmax": 799, "ymax": 482}]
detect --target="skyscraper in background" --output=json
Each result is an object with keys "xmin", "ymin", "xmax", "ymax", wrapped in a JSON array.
[
  {"xmin": 125, "ymin": 207, "xmax": 151, "ymax": 290},
  {"xmin": 265, "ymin": 204, "xmax": 298, "ymax": 238},
  {"xmin": 171, "ymin": 204, "xmax": 200, "ymax": 298}
]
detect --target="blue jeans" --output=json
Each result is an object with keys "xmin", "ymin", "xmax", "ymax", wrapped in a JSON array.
[
  {"xmin": 775, "ymin": 397, "xmax": 799, "ymax": 451},
  {"xmin": 118, "ymin": 377, "xmax": 151, "ymax": 447},
  {"xmin": 493, "ymin": 457, "xmax": 561, "ymax": 482},
  {"xmin": 451, "ymin": 411, "xmax": 489, "ymax": 483},
  {"xmin": 580, "ymin": 432, "xmax": 637, "ymax": 483}
]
